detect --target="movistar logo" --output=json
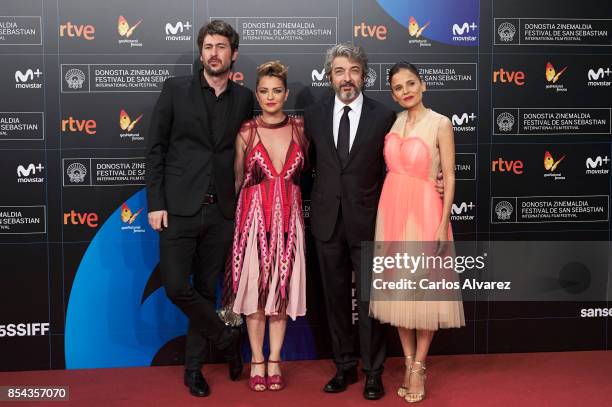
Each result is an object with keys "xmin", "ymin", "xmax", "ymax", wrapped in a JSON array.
[
  {"xmin": 15, "ymin": 68, "xmax": 43, "ymax": 89},
  {"xmin": 15, "ymin": 68, "xmax": 42, "ymax": 83},
  {"xmin": 451, "ymin": 202, "xmax": 476, "ymax": 221},
  {"xmin": 452, "ymin": 22, "xmax": 477, "ymax": 35},
  {"xmin": 451, "ymin": 113, "xmax": 477, "ymax": 132},
  {"xmin": 17, "ymin": 163, "xmax": 44, "ymax": 177},
  {"xmin": 310, "ymin": 68, "xmax": 329, "ymax": 87},
  {"xmin": 588, "ymin": 68, "xmax": 611, "ymax": 81},
  {"xmin": 585, "ymin": 156, "xmax": 610, "ymax": 175},
  {"xmin": 17, "ymin": 163, "xmax": 44, "ymax": 183},
  {"xmin": 452, "ymin": 202, "xmax": 475, "ymax": 214},
  {"xmin": 452, "ymin": 113, "xmax": 476, "ymax": 126},
  {"xmin": 587, "ymin": 67, "xmax": 611, "ymax": 87},
  {"xmin": 165, "ymin": 21, "xmax": 191, "ymax": 35},
  {"xmin": 586, "ymin": 156, "xmax": 609, "ymax": 168},
  {"xmin": 312, "ymin": 68, "xmax": 325, "ymax": 82}
]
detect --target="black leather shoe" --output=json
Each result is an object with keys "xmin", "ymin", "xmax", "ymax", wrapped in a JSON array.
[
  {"xmin": 183, "ymin": 370, "xmax": 210, "ymax": 397},
  {"xmin": 220, "ymin": 327, "xmax": 243, "ymax": 381},
  {"xmin": 323, "ymin": 367, "xmax": 358, "ymax": 393},
  {"xmin": 363, "ymin": 373, "xmax": 384, "ymax": 400},
  {"xmin": 227, "ymin": 357, "xmax": 243, "ymax": 381}
]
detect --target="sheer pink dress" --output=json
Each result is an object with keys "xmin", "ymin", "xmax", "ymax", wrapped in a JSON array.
[{"xmin": 369, "ymin": 109, "xmax": 465, "ymax": 330}]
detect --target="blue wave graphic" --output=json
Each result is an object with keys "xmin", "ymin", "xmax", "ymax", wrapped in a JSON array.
[
  {"xmin": 65, "ymin": 189, "xmax": 187, "ymax": 368},
  {"xmin": 65, "ymin": 188, "xmax": 316, "ymax": 367},
  {"xmin": 377, "ymin": 0, "xmax": 480, "ymax": 46}
]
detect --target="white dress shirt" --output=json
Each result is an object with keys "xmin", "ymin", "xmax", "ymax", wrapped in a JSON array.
[{"xmin": 332, "ymin": 92, "xmax": 363, "ymax": 152}]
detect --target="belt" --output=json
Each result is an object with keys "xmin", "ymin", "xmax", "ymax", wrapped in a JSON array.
[{"xmin": 202, "ymin": 193, "xmax": 217, "ymax": 205}]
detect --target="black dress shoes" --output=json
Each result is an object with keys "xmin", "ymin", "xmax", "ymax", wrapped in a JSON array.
[
  {"xmin": 323, "ymin": 366, "xmax": 358, "ymax": 393},
  {"xmin": 219, "ymin": 326, "xmax": 243, "ymax": 381},
  {"xmin": 363, "ymin": 373, "xmax": 385, "ymax": 400},
  {"xmin": 184, "ymin": 370, "xmax": 210, "ymax": 397},
  {"xmin": 227, "ymin": 356, "xmax": 243, "ymax": 381}
]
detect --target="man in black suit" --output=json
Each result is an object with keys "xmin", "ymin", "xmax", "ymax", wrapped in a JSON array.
[
  {"xmin": 146, "ymin": 20, "xmax": 253, "ymax": 397},
  {"xmin": 304, "ymin": 43, "xmax": 395, "ymax": 400}
]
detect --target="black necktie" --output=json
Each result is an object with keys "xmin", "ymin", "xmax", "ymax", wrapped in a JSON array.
[{"xmin": 337, "ymin": 105, "xmax": 351, "ymax": 166}]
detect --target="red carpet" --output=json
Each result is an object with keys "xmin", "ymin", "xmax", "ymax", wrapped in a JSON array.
[{"xmin": 1, "ymin": 352, "xmax": 611, "ymax": 406}]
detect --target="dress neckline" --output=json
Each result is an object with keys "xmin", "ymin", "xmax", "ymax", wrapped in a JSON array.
[
  {"xmin": 399, "ymin": 108, "xmax": 431, "ymax": 139},
  {"xmin": 255, "ymin": 138, "xmax": 295, "ymax": 177}
]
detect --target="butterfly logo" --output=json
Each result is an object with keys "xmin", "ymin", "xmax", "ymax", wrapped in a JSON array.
[
  {"xmin": 119, "ymin": 109, "xmax": 143, "ymax": 132},
  {"xmin": 409, "ymin": 16, "xmax": 430, "ymax": 38},
  {"xmin": 117, "ymin": 15, "xmax": 142, "ymax": 38},
  {"xmin": 544, "ymin": 151, "xmax": 565, "ymax": 172},
  {"xmin": 121, "ymin": 203, "xmax": 143, "ymax": 224},
  {"xmin": 545, "ymin": 62, "xmax": 567, "ymax": 83}
]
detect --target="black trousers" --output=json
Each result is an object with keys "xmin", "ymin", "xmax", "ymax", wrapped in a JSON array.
[
  {"xmin": 314, "ymin": 207, "xmax": 386, "ymax": 375},
  {"xmin": 159, "ymin": 202, "xmax": 234, "ymax": 371}
]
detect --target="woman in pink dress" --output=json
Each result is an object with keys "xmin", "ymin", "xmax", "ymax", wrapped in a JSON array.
[
  {"xmin": 369, "ymin": 62, "xmax": 465, "ymax": 403},
  {"xmin": 222, "ymin": 61, "xmax": 307, "ymax": 392}
]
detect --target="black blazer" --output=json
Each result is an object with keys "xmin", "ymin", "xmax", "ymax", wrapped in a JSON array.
[
  {"xmin": 146, "ymin": 71, "xmax": 254, "ymax": 218},
  {"xmin": 304, "ymin": 95, "xmax": 395, "ymax": 242}
]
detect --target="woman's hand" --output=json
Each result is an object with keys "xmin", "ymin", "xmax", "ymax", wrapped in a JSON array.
[{"xmin": 435, "ymin": 224, "xmax": 449, "ymax": 256}]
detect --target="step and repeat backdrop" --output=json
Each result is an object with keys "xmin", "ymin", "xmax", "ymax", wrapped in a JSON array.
[{"xmin": 1, "ymin": 0, "xmax": 612, "ymax": 371}]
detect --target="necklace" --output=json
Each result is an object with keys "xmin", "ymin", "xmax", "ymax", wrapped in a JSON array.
[{"xmin": 258, "ymin": 114, "xmax": 289, "ymax": 129}]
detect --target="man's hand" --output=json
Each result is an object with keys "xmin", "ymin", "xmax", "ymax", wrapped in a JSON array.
[
  {"xmin": 435, "ymin": 170, "xmax": 444, "ymax": 199},
  {"xmin": 148, "ymin": 210, "xmax": 168, "ymax": 232}
]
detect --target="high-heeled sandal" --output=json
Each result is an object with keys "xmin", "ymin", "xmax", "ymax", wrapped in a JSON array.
[
  {"xmin": 249, "ymin": 360, "xmax": 267, "ymax": 392},
  {"xmin": 397, "ymin": 355, "xmax": 414, "ymax": 397},
  {"xmin": 266, "ymin": 360, "xmax": 285, "ymax": 391},
  {"xmin": 405, "ymin": 361, "xmax": 426, "ymax": 403}
]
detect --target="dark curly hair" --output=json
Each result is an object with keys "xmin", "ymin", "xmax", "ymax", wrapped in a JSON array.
[{"xmin": 197, "ymin": 20, "xmax": 239, "ymax": 53}]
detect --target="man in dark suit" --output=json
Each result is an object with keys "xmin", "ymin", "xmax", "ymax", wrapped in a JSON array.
[
  {"xmin": 304, "ymin": 43, "xmax": 395, "ymax": 400},
  {"xmin": 146, "ymin": 20, "xmax": 253, "ymax": 397}
]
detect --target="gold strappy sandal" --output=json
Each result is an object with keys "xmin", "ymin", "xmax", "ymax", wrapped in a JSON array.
[
  {"xmin": 405, "ymin": 361, "xmax": 426, "ymax": 403},
  {"xmin": 397, "ymin": 355, "xmax": 414, "ymax": 397}
]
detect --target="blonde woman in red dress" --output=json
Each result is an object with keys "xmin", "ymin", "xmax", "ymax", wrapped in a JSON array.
[{"xmin": 223, "ymin": 61, "xmax": 308, "ymax": 392}]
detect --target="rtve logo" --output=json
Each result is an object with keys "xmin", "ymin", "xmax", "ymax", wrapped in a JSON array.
[
  {"xmin": 353, "ymin": 22, "xmax": 387, "ymax": 40},
  {"xmin": 61, "ymin": 117, "xmax": 97, "ymax": 135},
  {"xmin": 63, "ymin": 210, "xmax": 99, "ymax": 228},
  {"xmin": 229, "ymin": 71, "xmax": 244, "ymax": 85},
  {"xmin": 491, "ymin": 157, "xmax": 524, "ymax": 174},
  {"xmin": 492, "ymin": 68, "xmax": 525, "ymax": 86},
  {"xmin": 59, "ymin": 21, "xmax": 95, "ymax": 40}
]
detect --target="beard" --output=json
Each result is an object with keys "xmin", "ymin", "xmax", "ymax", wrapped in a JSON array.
[
  {"xmin": 203, "ymin": 58, "xmax": 231, "ymax": 77},
  {"xmin": 333, "ymin": 81, "xmax": 362, "ymax": 103}
]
